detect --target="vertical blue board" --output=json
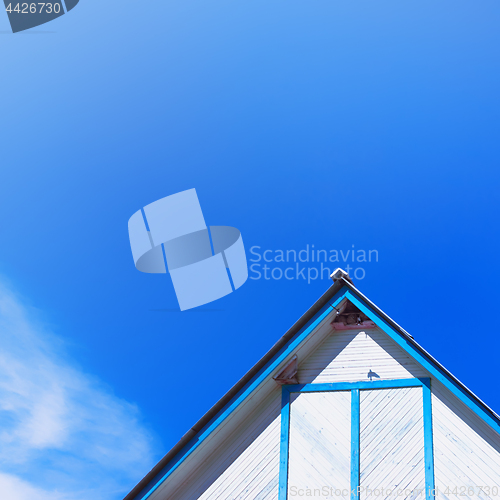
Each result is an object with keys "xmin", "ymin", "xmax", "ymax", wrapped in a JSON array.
[
  {"xmin": 279, "ymin": 379, "xmax": 434, "ymax": 500},
  {"xmin": 278, "ymin": 388, "xmax": 291, "ymax": 500},
  {"xmin": 351, "ymin": 389, "xmax": 360, "ymax": 500},
  {"xmin": 422, "ymin": 379, "xmax": 436, "ymax": 500}
]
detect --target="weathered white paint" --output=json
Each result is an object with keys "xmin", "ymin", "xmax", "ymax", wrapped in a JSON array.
[
  {"xmin": 144, "ymin": 320, "xmax": 500, "ymax": 500},
  {"xmin": 298, "ymin": 329, "xmax": 428, "ymax": 384},
  {"xmin": 168, "ymin": 392, "xmax": 281, "ymax": 500},
  {"xmin": 148, "ymin": 308, "xmax": 339, "ymax": 500},
  {"xmin": 360, "ymin": 387, "xmax": 425, "ymax": 500},
  {"xmin": 288, "ymin": 391, "xmax": 351, "ymax": 497},
  {"xmin": 432, "ymin": 381, "xmax": 500, "ymax": 500}
]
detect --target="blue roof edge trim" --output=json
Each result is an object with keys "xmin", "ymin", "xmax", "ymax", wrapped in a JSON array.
[
  {"xmin": 125, "ymin": 278, "xmax": 500, "ymax": 500},
  {"xmin": 128, "ymin": 284, "xmax": 349, "ymax": 500},
  {"xmin": 341, "ymin": 284, "xmax": 500, "ymax": 432}
]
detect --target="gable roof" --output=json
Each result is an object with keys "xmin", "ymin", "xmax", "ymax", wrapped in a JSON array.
[{"xmin": 125, "ymin": 274, "xmax": 500, "ymax": 500}]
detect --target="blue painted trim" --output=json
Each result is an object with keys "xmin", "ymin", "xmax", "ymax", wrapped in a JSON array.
[
  {"xmin": 351, "ymin": 389, "xmax": 360, "ymax": 500},
  {"xmin": 278, "ymin": 379, "xmax": 433, "ymax": 498},
  {"xmin": 344, "ymin": 290, "xmax": 500, "ymax": 436},
  {"xmin": 134, "ymin": 279, "xmax": 500, "ymax": 500},
  {"xmin": 137, "ymin": 287, "xmax": 349, "ymax": 500},
  {"xmin": 278, "ymin": 389, "xmax": 291, "ymax": 500},
  {"xmin": 422, "ymin": 379, "xmax": 436, "ymax": 500},
  {"xmin": 283, "ymin": 378, "xmax": 426, "ymax": 394}
]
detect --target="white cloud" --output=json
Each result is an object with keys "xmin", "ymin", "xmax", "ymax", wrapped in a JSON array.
[
  {"xmin": 0, "ymin": 281, "xmax": 158, "ymax": 500},
  {"xmin": 0, "ymin": 472, "xmax": 66, "ymax": 500}
]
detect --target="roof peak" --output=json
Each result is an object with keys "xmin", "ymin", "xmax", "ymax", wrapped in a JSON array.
[{"xmin": 330, "ymin": 267, "xmax": 354, "ymax": 284}]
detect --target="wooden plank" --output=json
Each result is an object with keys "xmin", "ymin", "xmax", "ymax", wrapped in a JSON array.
[
  {"xmin": 360, "ymin": 388, "xmax": 425, "ymax": 500},
  {"xmin": 431, "ymin": 382, "xmax": 500, "ymax": 500},
  {"xmin": 288, "ymin": 391, "xmax": 351, "ymax": 498},
  {"xmin": 286, "ymin": 378, "xmax": 426, "ymax": 394},
  {"xmin": 352, "ymin": 389, "xmax": 360, "ymax": 500},
  {"xmin": 181, "ymin": 394, "xmax": 282, "ymax": 500},
  {"xmin": 298, "ymin": 329, "xmax": 428, "ymax": 385},
  {"xmin": 278, "ymin": 389, "xmax": 290, "ymax": 500},
  {"xmin": 423, "ymin": 380, "xmax": 435, "ymax": 500}
]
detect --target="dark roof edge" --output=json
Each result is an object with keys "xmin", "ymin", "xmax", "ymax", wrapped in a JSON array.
[
  {"xmin": 126, "ymin": 277, "xmax": 500, "ymax": 500},
  {"xmin": 124, "ymin": 279, "xmax": 346, "ymax": 500}
]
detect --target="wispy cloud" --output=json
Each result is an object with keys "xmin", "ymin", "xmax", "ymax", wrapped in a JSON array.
[{"xmin": 0, "ymin": 281, "xmax": 158, "ymax": 500}]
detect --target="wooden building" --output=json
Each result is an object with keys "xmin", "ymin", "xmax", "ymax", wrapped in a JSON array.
[{"xmin": 125, "ymin": 269, "xmax": 500, "ymax": 500}]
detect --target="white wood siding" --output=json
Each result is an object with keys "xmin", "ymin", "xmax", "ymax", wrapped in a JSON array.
[
  {"xmin": 432, "ymin": 381, "xmax": 500, "ymax": 500},
  {"xmin": 149, "ymin": 320, "xmax": 500, "ymax": 500},
  {"xmin": 288, "ymin": 391, "xmax": 351, "ymax": 497},
  {"xmin": 150, "ymin": 309, "xmax": 338, "ymax": 500},
  {"xmin": 298, "ymin": 329, "xmax": 428, "ymax": 384},
  {"xmin": 360, "ymin": 387, "xmax": 425, "ymax": 500},
  {"xmin": 169, "ymin": 393, "xmax": 282, "ymax": 500}
]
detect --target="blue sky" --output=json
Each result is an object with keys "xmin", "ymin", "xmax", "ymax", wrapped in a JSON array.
[{"xmin": 1, "ymin": 0, "xmax": 500, "ymax": 498}]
